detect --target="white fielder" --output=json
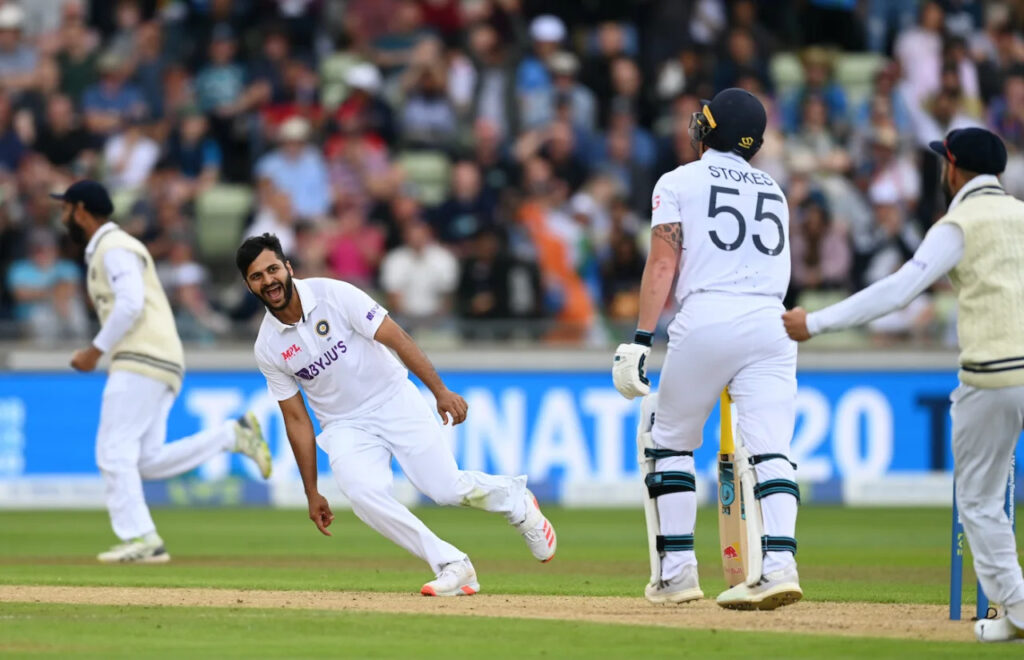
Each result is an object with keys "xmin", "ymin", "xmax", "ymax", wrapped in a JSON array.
[
  {"xmin": 614, "ymin": 89, "xmax": 801, "ymax": 609},
  {"xmin": 784, "ymin": 127, "xmax": 1024, "ymax": 640},
  {"xmin": 53, "ymin": 180, "xmax": 271, "ymax": 563},
  {"xmin": 242, "ymin": 235, "xmax": 555, "ymax": 596}
]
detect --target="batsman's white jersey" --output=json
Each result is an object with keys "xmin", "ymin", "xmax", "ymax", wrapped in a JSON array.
[
  {"xmin": 254, "ymin": 278, "xmax": 530, "ymax": 574},
  {"xmin": 647, "ymin": 149, "xmax": 799, "ymax": 582},
  {"xmin": 651, "ymin": 149, "xmax": 790, "ymax": 305}
]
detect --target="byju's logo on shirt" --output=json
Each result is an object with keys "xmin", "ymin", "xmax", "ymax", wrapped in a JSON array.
[
  {"xmin": 294, "ymin": 340, "xmax": 347, "ymax": 381},
  {"xmin": 366, "ymin": 304, "xmax": 380, "ymax": 322},
  {"xmin": 281, "ymin": 344, "xmax": 302, "ymax": 360}
]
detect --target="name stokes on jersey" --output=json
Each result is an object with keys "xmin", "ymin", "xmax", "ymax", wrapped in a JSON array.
[
  {"xmin": 707, "ymin": 166, "xmax": 774, "ymax": 187},
  {"xmin": 294, "ymin": 339, "xmax": 348, "ymax": 381}
]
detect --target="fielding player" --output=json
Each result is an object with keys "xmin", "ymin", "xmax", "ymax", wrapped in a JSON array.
[
  {"xmin": 53, "ymin": 180, "xmax": 272, "ymax": 563},
  {"xmin": 236, "ymin": 233, "xmax": 555, "ymax": 596},
  {"xmin": 612, "ymin": 89, "xmax": 802, "ymax": 609},
  {"xmin": 784, "ymin": 127, "xmax": 1024, "ymax": 643}
]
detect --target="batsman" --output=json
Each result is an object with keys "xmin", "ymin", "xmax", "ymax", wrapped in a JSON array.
[{"xmin": 613, "ymin": 89, "xmax": 802, "ymax": 610}]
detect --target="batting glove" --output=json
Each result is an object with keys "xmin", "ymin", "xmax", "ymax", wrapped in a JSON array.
[{"xmin": 612, "ymin": 331, "xmax": 652, "ymax": 399}]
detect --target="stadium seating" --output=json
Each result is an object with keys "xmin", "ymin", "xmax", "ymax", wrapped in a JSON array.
[{"xmin": 195, "ymin": 185, "xmax": 254, "ymax": 261}]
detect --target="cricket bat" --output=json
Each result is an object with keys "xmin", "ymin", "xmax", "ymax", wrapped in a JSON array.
[{"xmin": 717, "ymin": 388, "xmax": 749, "ymax": 587}]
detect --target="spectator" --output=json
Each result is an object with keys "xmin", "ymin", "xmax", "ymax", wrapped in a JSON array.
[
  {"xmin": 6, "ymin": 229, "xmax": 88, "ymax": 342},
  {"xmin": 894, "ymin": 1, "xmax": 945, "ymax": 104},
  {"xmin": 372, "ymin": 0, "xmax": 431, "ymax": 76},
  {"xmin": 399, "ymin": 63, "xmax": 458, "ymax": 150},
  {"xmin": 380, "ymin": 220, "xmax": 458, "ymax": 325},
  {"xmin": 31, "ymin": 93, "xmax": 96, "ymax": 174},
  {"xmin": 865, "ymin": 0, "xmax": 918, "ymax": 53},
  {"xmin": 157, "ymin": 236, "xmax": 230, "ymax": 341},
  {"xmin": 597, "ymin": 127, "xmax": 651, "ymax": 213},
  {"xmin": 55, "ymin": 18, "xmax": 99, "ymax": 106},
  {"xmin": 254, "ymin": 116, "xmax": 331, "ymax": 221},
  {"xmin": 548, "ymin": 51, "xmax": 597, "ymax": 134},
  {"xmin": 81, "ymin": 50, "xmax": 146, "ymax": 138},
  {"xmin": 600, "ymin": 226, "xmax": 645, "ymax": 321},
  {"xmin": 582, "ymin": 22, "xmax": 628, "ymax": 103},
  {"xmin": 429, "ymin": 159, "xmax": 497, "ymax": 247},
  {"xmin": 987, "ymin": 65, "xmax": 1024, "ymax": 152},
  {"xmin": 853, "ymin": 61, "xmax": 914, "ymax": 137},
  {"xmin": 786, "ymin": 94, "xmax": 851, "ymax": 176},
  {"xmin": 855, "ymin": 182, "xmax": 921, "ymax": 289},
  {"xmin": 470, "ymin": 118, "xmax": 516, "ymax": 193},
  {"xmin": 713, "ymin": 27, "xmax": 772, "ymax": 94},
  {"xmin": 194, "ymin": 24, "xmax": 247, "ymax": 116},
  {"xmin": 248, "ymin": 183, "xmax": 298, "ymax": 257},
  {"xmin": 518, "ymin": 15, "xmax": 565, "ymax": 130},
  {"xmin": 466, "ymin": 22, "xmax": 519, "ymax": 140},
  {"xmin": 106, "ymin": 0, "xmax": 142, "ymax": 63},
  {"xmin": 781, "ymin": 47, "xmax": 847, "ymax": 135},
  {"xmin": 789, "ymin": 192, "xmax": 852, "ymax": 297},
  {"xmin": 0, "ymin": 4, "xmax": 38, "ymax": 93},
  {"xmin": 14, "ymin": 56, "xmax": 62, "ymax": 135},
  {"xmin": 325, "ymin": 208, "xmax": 385, "ymax": 290},
  {"xmin": 325, "ymin": 119, "xmax": 393, "ymax": 216},
  {"xmin": 603, "ymin": 56, "xmax": 654, "ymax": 130},
  {"xmin": 0, "ymin": 92, "xmax": 26, "ymax": 173},
  {"xmin": 336, "ymin": 62, "xmax": 396, "ymax": 146},
  {"xmin": 247, "ymin": 23, "xmax": 292, "ymax": 110},
  {"xmin": 103, "ymin": 112, "xmax": 160, "ymax": 192},
  {"xmin": 456, "ymin": 228, "xmax": 542, "ymax": 340},
  {"xmin": 165, "ymin": 107, "xmax": 222, "ymax": 193},
  {"xmin": 133, "ymin": 21, "xmax": 170, "ymax": 119}
]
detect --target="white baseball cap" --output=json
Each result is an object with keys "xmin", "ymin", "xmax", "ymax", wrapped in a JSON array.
[
  {"xmin": 278, "ymin": 116, "xmax": 311, "ymax": 142},
  {"xmin": 0, "ymin": 4, "xmax": 25, "ymax": 30},
  {"xmin": 345, "ymin": 62, "xmax": 382, "ymax": 93},
  {"xmin": 530, "ymin": 14, "xmax": 565, "ymax": 43}
]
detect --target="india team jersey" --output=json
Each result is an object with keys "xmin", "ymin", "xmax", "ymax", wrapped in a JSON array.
[
  {"xmin": 253, "ymin": 278, "xmax": 408, "ymax": 427},
  {"xmin": 651, "ymin": 149, "xmax": 790, "ymax": 304}
]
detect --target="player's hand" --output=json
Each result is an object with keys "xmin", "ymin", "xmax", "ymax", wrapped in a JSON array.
[
  {"xmin": 612, "ymin": 342, "xmax": 651, "ymax": 399},
  {"xmin": 782, "ymin": 307, "xmax": 811, "ymax": 342},
  {"xmin": 70, "ymin": 346, "xmax": 102, "ymax": 372},
  {"xmin": 307, "ymin": 492, "xmax": 335, "ymax": 536},
  {"xmin": 435, "ymin": 389, "xmax": 468, "ymax": 426}
]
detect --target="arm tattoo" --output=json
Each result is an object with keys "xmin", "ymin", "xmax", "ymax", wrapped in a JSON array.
[{"xmin": 652, "ymin": 222, "xmax": 682, "ymax": 251}]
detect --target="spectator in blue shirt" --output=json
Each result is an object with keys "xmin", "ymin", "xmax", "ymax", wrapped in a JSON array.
[
  {"xmin": 518, "ymin": 15, "xmax": 565, "ymax": 129},
  {"xmin": 82, "ymin": 51, "xmax": 146, "ymax": 137},
  {"xmin": 255, "ymin": 116, "xmax": 331, "ymax": 221},
  {"xmin": 6, "ymin": 230, "xmax": 88, "ymax": 342},
  {"xmin": 166, "ymin": 107, "xmax": 222, "ymax": 194},
  {"xmin": 195, "ymin": 24, "xmax": 248, "ymax": 116},
  {"xmin": 780, "ymin": 47, "xmax": 849, "ymax": 136}
]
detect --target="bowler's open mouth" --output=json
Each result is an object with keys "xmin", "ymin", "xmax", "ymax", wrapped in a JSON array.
[{"xmin": 263, "ymin": 282, "xmax": 284, "ymax": 303}]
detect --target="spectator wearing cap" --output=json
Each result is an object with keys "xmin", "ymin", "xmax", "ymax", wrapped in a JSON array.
[
  {"xmin": 255, "ymin": 116, "xmax": 331, "ymax": 222},
  {"xmin": 547, "ymin": 51, "xmax": 596, "ymax": 134},
  {"xmin": 859, "ymin": 125, "xmax": 920, "ymax": 214},
  {"xmin": 104, "ymin": 110, "xmax": 160, "ymax": 192},
  {"xmin": 335, "ymin": 62, "xmax": 396, "ymax": 146},
  {"xmin": 518, "ymin": 14, "xmax": 565, "ymax": 129},
  {"xmin": 380, "ymin": 220, "xmax": 459, "ymax": 328},
  {"xmin": 81, "ymin": 50, "xmax": 146, "ymax": 138},
  {"xmin": 0, "ymin": 3, "xmax": 38, "ymax": 93},
  {"xmin": 6, "ymin": 228, "xmax": 88, "ymax": 342}
]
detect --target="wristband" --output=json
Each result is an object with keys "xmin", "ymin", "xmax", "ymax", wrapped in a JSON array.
[{"xmin": 633, "ymin": 330, "xmax": 654, "ymax": 347}]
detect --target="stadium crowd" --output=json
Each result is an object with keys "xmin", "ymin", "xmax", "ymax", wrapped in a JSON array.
[{"xmin": 0, "ymin": 0, "xmax": 1021, "ymax": 346}]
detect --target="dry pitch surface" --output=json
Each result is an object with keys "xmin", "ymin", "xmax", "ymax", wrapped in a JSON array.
[{"xmin": 0, "ymin": 585, "xmax": 970, "ymax": 643}]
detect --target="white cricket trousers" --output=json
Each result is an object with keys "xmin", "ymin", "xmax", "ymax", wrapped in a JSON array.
[
  {"xmin": 951, "ymin": 383, "xmax": 1024, "ymax": 610},
  {"xmin": 317, "ymin": 380, "xmax": 529, "ymax": 574},
  {"xmin": 96, "ymin": 370, "xmax": 235, "ymax": 540},
  {"xmin": 651, "ymin": 294, "xmax": 798, "ymax": 580}
]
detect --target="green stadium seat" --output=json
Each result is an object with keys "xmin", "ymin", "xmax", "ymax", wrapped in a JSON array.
[
  {"xmin": 110, "ymin": 188, "xmax": 140, "ymax": 223},
  {"xmin": 195, "ymin": 185, "xmax": 254, "ymax": 260},
  {"xmin": 397, "ymin": 150, "xmax": 452, "ymax": 207},
  {"xmin": 319, "ymin": 53, "xmax": 361, "ymax": 110},
  {"xmin": 770, "ymin": 53, "xmax": 803, "ymax": 94},
  {"xmin": 835, "ymin": 53, "xmax": 885, "ymax": 106}
]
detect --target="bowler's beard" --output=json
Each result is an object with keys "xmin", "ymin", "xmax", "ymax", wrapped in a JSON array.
[
  {"xmin": 256, "ymin": 272, "xmax": 295, "ymax": 312},
  {"xmin": 66, "ymin": 218, "xmax": 87, "ymax": 245}
]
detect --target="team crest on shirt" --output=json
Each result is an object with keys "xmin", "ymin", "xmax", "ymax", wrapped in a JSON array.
[{"xmin": 315, "ymin": 320, "xmax": 330, "ymax": 336}]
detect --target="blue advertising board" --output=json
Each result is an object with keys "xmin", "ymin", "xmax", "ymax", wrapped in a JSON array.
[{"xmin": 3, "ymin": 367, "xmax": 1009, "ymax": 508}]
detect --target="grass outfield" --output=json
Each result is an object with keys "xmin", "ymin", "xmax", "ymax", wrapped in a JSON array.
[{"xmin": 0, "ymin": 506, "xmax": 1020, "ymax": 657}]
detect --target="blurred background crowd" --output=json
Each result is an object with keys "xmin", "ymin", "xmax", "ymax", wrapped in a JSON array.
[{"xmin": 0, "ymin": 0, "xmax": 1021, "ymax": 347}]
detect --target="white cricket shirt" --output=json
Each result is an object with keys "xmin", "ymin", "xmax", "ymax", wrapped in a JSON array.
[
  {"xmin": 651, "ymin": 149, "xmax": 791, "ymax": 304},
  {"xmin": 253, "ymin": 278, "xmax": 408, "ymax": 426}
]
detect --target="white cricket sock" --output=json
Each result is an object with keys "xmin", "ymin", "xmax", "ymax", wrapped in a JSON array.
[
  {"xmin": 656, "ymin": 453, "xmax": 697, "ymax": 581},
  {"xmin": 756, "ymin": 460, "xmax": 798, "ymax": 574}
]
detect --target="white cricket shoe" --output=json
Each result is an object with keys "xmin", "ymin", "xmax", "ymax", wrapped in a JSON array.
[
  {"xmin": 975, "ymin": 616, "xmax": 1024, "ymax": 643},
  {"xmin": 716, "ymin": 564, "xmax": 803, "ymax": 610},
  {"xmin": 645, "ymin": 564, "xmax": 704, "ymax": 604},
  {"xmin": 234, "ymin": 412, "xmax": 272, "ymax": 479},
  {"xmin": 97, "ymin": 536, "xmax": 171, "ymax": 564},
  {"xmin": 421, "ymin": 559, "xmax": 480, "ymax": 597},
  {"xmin": 513, "ymin": 490, "xmax": 556, "ymax": 562}
]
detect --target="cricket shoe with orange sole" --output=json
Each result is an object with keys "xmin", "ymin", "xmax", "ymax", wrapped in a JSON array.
[
  {"xmin": 716, "ymin": 564, "xmax": 803, "ymax": 610},
  {"xmin": 513, "ymin": 489, "xmax": 556, "ymax": 562},
  {"xmin": 645, "ymin": 564, "xmax": 704, "ymax": 604},
  {"xmin": 421, "ymin": 559, "xmax": 480, "ymax": 597}
]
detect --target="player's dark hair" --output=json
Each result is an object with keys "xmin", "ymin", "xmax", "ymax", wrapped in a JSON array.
[{"xmin": 236, "ymin": 232, "xmax": 287, "ymax": 277}]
